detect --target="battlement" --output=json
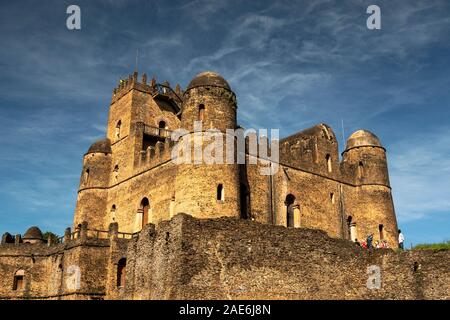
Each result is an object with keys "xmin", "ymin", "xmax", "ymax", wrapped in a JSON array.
[
  {"xmin": 111, "ymin": 71, "xmax": 183, "ymax": 107},
  {"xmin": 137, "ymin": 137, "xmax": 176, "ymax": 171}
]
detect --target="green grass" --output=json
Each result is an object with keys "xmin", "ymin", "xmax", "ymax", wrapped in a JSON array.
[{"xmin": 412, "ymin": 240, "xmax": 450, "ymax": 251}]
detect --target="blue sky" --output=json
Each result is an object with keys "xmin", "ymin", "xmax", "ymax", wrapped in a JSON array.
[{"xmin": 0, "ymin": 0, "xmax": 449, "ymax": 246}]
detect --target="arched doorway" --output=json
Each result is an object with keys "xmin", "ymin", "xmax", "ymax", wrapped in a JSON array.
[
  {"xmin": 240, "ymin": 183, "xmax": 250, "ymax": 219},
  {"xmin": 117, "ymin": 258, "xmax": 126, "ymax": 288},
  {"xmin": 140, "ymin": 198, "xmax": 150, "ymax": 228},
  {"xmin": 379, "ymin": 224, "xmax": 384, "ymax": 240},
  {"xmin": 285, "ymin": 194, "xmax": 296, "ymax": 228},
  {"xmin": 347, "ymin": 216, "xmax": 357, "ymax": 242}
]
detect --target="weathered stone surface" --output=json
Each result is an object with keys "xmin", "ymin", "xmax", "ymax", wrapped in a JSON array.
[
  {"xmin": 1, "ymin": 215, "xmax": 447, "ymax": 300},
  {"xmin": 0, "ymin": 71, "xmax": 430, "ymax": 300}
]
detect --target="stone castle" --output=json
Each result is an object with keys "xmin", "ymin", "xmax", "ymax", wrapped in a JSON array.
[{"xmin": 1, "ymin": 71, "xmax": 448, "ymax": 300}]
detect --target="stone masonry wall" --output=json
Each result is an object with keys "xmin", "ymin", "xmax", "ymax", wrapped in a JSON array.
[
  {"xmin": 0, "ymin": 238, "xmax": 109, "ymax": 300},
  {"xmin": 115, "ymin": 214, "xmax": 449, "ymax": 300}
]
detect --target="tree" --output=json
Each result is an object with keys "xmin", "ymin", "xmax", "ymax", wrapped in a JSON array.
[{"xmin": 42, "ymin": 231, "xmax": 59, "ymax": 243}]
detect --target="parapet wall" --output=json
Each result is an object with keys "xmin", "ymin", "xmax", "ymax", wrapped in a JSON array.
[
  {"xmin": 117, "ymin": 214, "xmax": 450, "ymax": 300},
  {"xmin": 137, "ymin": 138, "xmax": 175, "ymax": 171},
  {"xmin": 1, "ymin": 215, "xmax": 448, "ymax": 300}
]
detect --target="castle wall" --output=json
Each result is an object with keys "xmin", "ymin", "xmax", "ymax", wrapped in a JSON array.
[
  {"xmin": 174, "ymin": 133, "xmax": 241, "ymax": 219},
  {"xmin": 0, "ymin": 239, "xmax": 109, "ymax": 300},
  {"xmin": 109, "ymin": 91, "xmax": 137, "ymax": 185},
  {"xmin": 244, "ymin": 155, "xmax": 272, "ymax": 223},
  {"xmin": 108, "ymin": 91, "xmax": 133, "ymax": 143},
  {"xmin": 106, "ymin": 161, "xmax": 178, "ymax": 232},
  {"xmin": 1, "ymin": 215, "xmax": 448, "ymax": 300},
  {"xmin": 270, "ymin": 164, "xmax": 343, "ymax": 238},
  {"xmin": 181, "ymin": 86, "xmax": 237, "ymax": 133},
  {"xmin": 74, "ymin": 152, "xmax": 111, "ymax": 229},
  {"xmin": 343, "ymin": 184, "xmax": 398, "ymax": 247},
  {"xmin": 131, "ymin": 90, "xmax": 180, "ymax": 131},
  {"xmin": 113, "ymin": 214, "xmax": 450, "ymax": 300},
  {"xmin": 279, "ymin": 124, "xmax": 340, "ymax": 180}
]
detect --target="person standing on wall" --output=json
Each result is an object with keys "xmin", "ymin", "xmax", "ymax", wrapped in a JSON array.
[{"xmin": 398, "ymin": 229, "xmax": 405, "ymax": 250}]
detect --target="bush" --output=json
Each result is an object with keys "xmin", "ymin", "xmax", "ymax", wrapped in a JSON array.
[{"xmin": 413, "ymin": 240, "xmax": 450, "ymax": 251}]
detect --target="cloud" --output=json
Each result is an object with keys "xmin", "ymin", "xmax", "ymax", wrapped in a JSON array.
[
  {"xmin": 390, "ymin": 127, "xmax": 450, "ymax": 222},
  {"xmin": 0, "ymin": 0, "xmax": 449, "ymax": 245}
]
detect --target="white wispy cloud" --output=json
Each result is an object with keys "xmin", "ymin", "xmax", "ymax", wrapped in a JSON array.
[{"xmin": 390, "ymin": 127, "xmax": 450, "ymax": 222}]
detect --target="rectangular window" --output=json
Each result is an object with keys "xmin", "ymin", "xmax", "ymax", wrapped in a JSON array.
[{"xmin": 13, "ymin": 276, "xmax": 24, "ymax": 291}]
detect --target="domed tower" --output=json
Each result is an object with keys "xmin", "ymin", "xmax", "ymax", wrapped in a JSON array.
[
  {"xmin": 342, "ymin": 130, "xmax": 398, "ymax": 247},
  {"xmin": 23, "ymin": 226, "xmax": 44, "ymax": 244},
  {"xmin": 173, "ymin": 71, "xmax": 241, "ymax": 219},
  {"xmin": 73, "ymin": 138, "xmax": 112, "ymax": 229}
]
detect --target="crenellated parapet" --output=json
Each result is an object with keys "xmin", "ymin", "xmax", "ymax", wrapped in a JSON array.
[
  {"xmin": 111, "ymin": 71, "xmax": 183, "ymax": 108},
  {"xmin": 137, "ymin": 139, "xmax": 176, "ymax": 172}
]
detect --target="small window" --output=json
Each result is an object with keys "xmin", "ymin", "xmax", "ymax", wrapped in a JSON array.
[
  {"xmin": 158, "ymin": 121, "xmax": 167, "ymax": 136},
  {"xmin": 84, "ymin": 169, "xmax": 90, "ymax": 183},
  {"xmin": 358, "ymin": 162, "xmax": 364, "ymax": 179},
  {"xmin": 198, "ymin": 104, "xmax": 205, "ymax": 121},
  {"xmin": 285, "ymin": 194, "xmax": 296, "ymax": 228},
  {"xmin": 115, "ymin": 120, "xmax": 122, "ymax": 139},
  {"xmin": 217, "ymin": 184, "xmax": 224, "ymax": 201},
  {"xmin": 13, "ymin": 270, "xmax": 25, "ymax": 291},
  {"xmin": 140, "ymin": 198, "xmax": 150, "ymax": 228},
  {"xmin": 379, "ymin": 224, "xmax": 384, "ymax": 240},
  {"xmin": 117, "ymin": 258, "xmax": 126, "ymax": 288},
  {"xmin": 330, "ymin": 193, "xmax": 335, "ymax": 204},
  {"xmin": 111, "ymin": 205, "xmax": 116, "ymax": 222},
  {"xmin": 326, "ymin": 154, "xmax": 332, "ymax": 173},
  {"xmin": 114, "ymin": 165, "xmax": 119, "ymax": 180}
]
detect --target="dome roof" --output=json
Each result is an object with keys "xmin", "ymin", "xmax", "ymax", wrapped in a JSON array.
[
  {"xmin": 186, "ymin": 71, "xmax": 231, "ymax": 91},
  {"xmin": 87, "ymin": 138, "xmax": 112, "ymax": 154},
  {"xmin": 345, "ymin": 130, "xmax": 382, "ymax": 150},
  {"xmin": 23, "ymin": 226, "xmax": 43, "ymax": 240}
]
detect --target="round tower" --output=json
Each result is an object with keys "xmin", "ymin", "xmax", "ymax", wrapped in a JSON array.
[
  {"xmin": 342, "ymin": 130, "xmax": 398, "ymax": 247},
  {"xmin": 73, "ymin": 138, "xmax": 112, "ymax": 230},
  {"xmin": 174, "ymin": 71, "xmax": 241, "ymax": 219}
]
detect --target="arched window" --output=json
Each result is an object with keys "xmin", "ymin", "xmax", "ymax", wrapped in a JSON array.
[
  {"xmin": 158, "ymin": 120, "xmax": 167, "ymax": 137},
  {"xmin": 117, "ymin": 258, "xmax": 126, "ymax": 288},
  {"xmin": 198, "ymin": 104, "xmax": 205, "ymax": 121},
  {"xmin": 217, "ymin": 184, "xmax": 224, "ymax": 201},
  {"xmin": 347, "ymin": 216, "xmax": 357, "ymax": 242},
  {"xmin": 379, "ymin": 224, "xmax": 384, "ymax": 240},
  {"xmin": 84, "ymin": 169, "xmax": 90, "ymax": 183},
  {"xmin": 285, "ymin": 194, "xmax": 296, "ymax": 228},
  {"xmin": 330, "ymin": 193, "xmax": 335, "ymax": 204},
  {"xmin": 140, "ymin": 198, "xmax": 150, "ymax": 228},
  {"xmin": 115, "ymin": 120, "xmax": 122, "ymax": 139},
  {"xmin": 358, "ymin": 161, "xmax": 364, "ymax": 179},
  {"xmin": 111, "ymin": 205, "xmax": 116, "ymax": 222},
  {"xmin": 13, "ymin": 270, "xmax": 25, "ymax": 291},
  {"xmin": 326, "ymin": 154, "xmax": 332, "ymax": 173}
]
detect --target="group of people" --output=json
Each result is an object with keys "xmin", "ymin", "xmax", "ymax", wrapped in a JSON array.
[{"xmin": 354, "ymin": 229, "xmax": 405, "ymax": 250}]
